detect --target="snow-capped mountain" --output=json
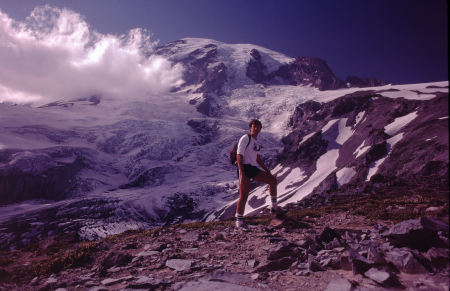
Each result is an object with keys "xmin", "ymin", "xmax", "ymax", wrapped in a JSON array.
[{"xmin": 0, "ymin": 38, "xmax": 448, "ymax": 250}]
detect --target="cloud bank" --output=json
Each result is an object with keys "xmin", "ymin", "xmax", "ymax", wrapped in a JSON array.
[{"xmin": 0, "ymin": 5, "xmax": 184, "ymax": 105}]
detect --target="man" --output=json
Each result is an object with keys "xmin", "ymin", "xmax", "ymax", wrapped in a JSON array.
[{"xmin": 235, "ymin": 119, "xmax": 281, "ymax": 228}]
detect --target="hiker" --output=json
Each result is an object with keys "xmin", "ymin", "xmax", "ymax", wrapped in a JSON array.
[{"xmin": 235, "ymin": 119, "xmax": 280, "ymax": 228}]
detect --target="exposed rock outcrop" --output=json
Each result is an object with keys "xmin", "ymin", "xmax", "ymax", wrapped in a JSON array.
[{"xmin": 1, "ymin": 209, "xmax": 447, "ymax": 291}]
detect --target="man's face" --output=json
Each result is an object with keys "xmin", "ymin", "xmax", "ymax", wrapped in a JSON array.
[{"xmin": 250, "ymin": 123, "xmax": 262, "ymax": 135}]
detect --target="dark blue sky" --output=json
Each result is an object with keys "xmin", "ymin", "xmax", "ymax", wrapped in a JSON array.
[{"xmin": 1, "ymin": 0, "xmax": 447, "ymax": 84}]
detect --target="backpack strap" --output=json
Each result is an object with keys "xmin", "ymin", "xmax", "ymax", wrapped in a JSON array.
[{"xmin": 245, "ymin": 134, "xmax": 251, "ymax": 149}]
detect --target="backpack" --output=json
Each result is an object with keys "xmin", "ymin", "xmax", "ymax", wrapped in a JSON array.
[{"xmin": 230, "ymin": 134, "xmax": 251, "ymax": 165}]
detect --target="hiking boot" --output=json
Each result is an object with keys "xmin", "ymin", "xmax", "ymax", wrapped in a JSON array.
[{"xmin": 270, "ymin": 206, "xmax": 287, "ymax": 215}]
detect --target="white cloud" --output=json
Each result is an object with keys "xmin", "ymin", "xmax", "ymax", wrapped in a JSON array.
[{"xmin": 0, "ymin": 5, "xmax": 184, "ymax": 105}]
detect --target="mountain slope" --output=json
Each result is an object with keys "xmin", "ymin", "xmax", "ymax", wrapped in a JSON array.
[{"xmin": 0, "ymin": 38, "xmax": 447, "ymax": 250}]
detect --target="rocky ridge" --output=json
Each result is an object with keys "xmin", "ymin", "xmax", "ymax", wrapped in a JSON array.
[{"xmin": 0, "ymin": 188, "xmax": 448, "ymax": 291}]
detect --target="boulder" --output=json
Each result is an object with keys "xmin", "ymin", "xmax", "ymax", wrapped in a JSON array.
[
  {"xmin": 364, "ymin": 268, "xmax": 397, "ymax": 286},
  {"xmin": 256, "ymin": 257, "xmax": 296, "ymax": 272},
  {"xmin": 100, "ymin": 251, "xmax": 133, "ymax": 270},
  {"xmin": 384, "ymin": 217, "xmax": 449, "ymax": 251},
  {"xmin": 385, "ymin": 248, "xmax": 429, "ymax": 274},
  {"xmin": 267, "ymin": 241, "xmax": 298, "ymax": 260},
  {"xmin": 426, "ymin": 247, "xmax": 449, "ymax": 270},
  {"xmin": 348, "ymin": 249, "xmax": 374, "ymax": 274},
  {"xmin": 318, "ymin": 227, "xmax": 342, "ymax": 244}
]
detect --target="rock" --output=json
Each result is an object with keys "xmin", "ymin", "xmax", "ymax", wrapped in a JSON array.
[
  {"xmin": 364, "ymin": 267, "xmax": 396, "ymax": 286},
  {"xmin": 100, "ymin": 251, "xmax": 133, "ymax": 270},
  {"xmin": 267, "ymin": 241, "xmax": 298, "ymax": 260},
  {"xmin": 181, "ymin": 232, "xmax": 200, "ymax": 242},
  {"xmin": 135, "ymin": 250, "xmax": 160, "ymax": 257},
  {"xmin": 307, "ymin": 259, "xmax": 324, "ymax": 272},
  {"xmin": 87, "ymin": 287, "xmax": 109, "ymax": 291},
  {"xmin": 176, "ymin": 280, "xmax": 260, "ymax": 291},
  {"xmin": 324, "ymin": 278, "xmax": 352, "ymax": 291},
  {"xmin": 384, "ymin": 217, "xmax": 449, "ymax": 251},
  {"xmin": 339, "ymin": 253, "xmax": 353, "ymax": 271},
  {"xmin": 269, "ymin": 217, "xmax": 284, "ymax": 228},
  {"xmin": 296, "ymin": 270, "xmax": 311, "ymax": 276},
  {"xmin": 145, "ymin": 242, "xmax": 167, "ymax": 251},
  {"xmin": 367, "ymin": 245, "xmax": 386, "ymax": 265},
  {"xmin": 208, "ymin": 270, "xmax": 253, "ymax": 284},
  {"xmin": 425, "ymin": 206, "xmax": 443, "ymax": 212},
  {"xmin": 247, "ymin": 259, "xmax": 258, "ymax": 268},
  {"xmin": 126, "ymin": 275, "xmax": 165, "ymax": 289},
  {"xmin": 45, "ymin": 275, "xmax": 58, "ymax": 284},
  {"xmin": 182, "ymin": 248, "xmax": 199, "ymax": 253},
  {"xmin": 325, "ymin": 238, "xmax": 343, "ymax": 249},
  {"xmin": 426, "ymin": 247, "xmax": 449, "ymax": 270},
  {"xmin": 123, "ymin": 242, "xmax": 138, "ymax": 250},
  {"xmin": 319, "ymin": 257, "xmax": 333, "ymax": 268},
  {"xmin": 385, "ymin": 248, "xmax": 429, "ymax": 274},
  {"xmin": 256, "ymin": 257, "xmax": 296, "ymax": 272},
  {"xmin": 101, "ymin": 278, "xmax": 124, "ymax": 286},
  {"xmin": 214, "ymin": 232, "xmax": 226, "ymax": 241},
  {"xmin": 345, "ymin": 75, "xmax": 388, "ymax": 88},
  {"xmin": 318, "ymin": 227, "xmax": 342, "ymax": 244},
  {"xmin": 348, "ymin": 249, "xmax": 373, "ymax": 274},
  {"xmin": 165, "ymin": 259, "xmax": 194, "ymax": 272}
]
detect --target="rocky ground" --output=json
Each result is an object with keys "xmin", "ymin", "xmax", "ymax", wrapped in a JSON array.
[{"xmin": 0, "ymin": 187, "xmax": 448, "ymax": 291}]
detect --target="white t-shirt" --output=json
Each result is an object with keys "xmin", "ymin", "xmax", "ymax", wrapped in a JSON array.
[{"xmin": 236, "ymin": 134, "xmax": 260, "ymax": 167}]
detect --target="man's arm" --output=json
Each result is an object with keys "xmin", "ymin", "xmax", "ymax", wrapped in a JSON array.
[{"xmin": 257, "ymin": 154, "xmax": 271, "ymax": 174}]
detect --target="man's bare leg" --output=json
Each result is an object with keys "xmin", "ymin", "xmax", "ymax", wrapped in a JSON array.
[
  {"xmin": 236, "ymin": 174, "xmax": 251, "ymax": 227},
  {"xmin": 254, "ymin": 171, "xmax": 281, "ymax": 213},
  {"xmin": 237, "ymin": 174, "xmax": 251, "ymax": 215}
]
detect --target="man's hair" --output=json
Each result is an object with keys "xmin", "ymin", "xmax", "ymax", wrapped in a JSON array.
[{"xmin": 249, "ymin": 119, "xmax": 262, "ymax": 128}]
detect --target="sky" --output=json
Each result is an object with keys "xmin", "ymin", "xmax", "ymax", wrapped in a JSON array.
[{"xmin": 0, "ymin": 0, "xmax": 447, "ymax": 104}]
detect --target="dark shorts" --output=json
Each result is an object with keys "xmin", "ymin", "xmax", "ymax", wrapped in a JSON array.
[{"xmin": 242, "ymin": 164, "xmax": 261, "ymax": 179}]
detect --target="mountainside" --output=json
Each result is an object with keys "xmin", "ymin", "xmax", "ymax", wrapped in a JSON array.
[{"xmin": 0, "ymin": 38, "xmax": 448, "ymax": 251}]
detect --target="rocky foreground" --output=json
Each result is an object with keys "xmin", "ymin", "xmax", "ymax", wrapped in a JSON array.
[{"xmin": 0, "ymin": 188, "xmax": 448, "ymax": 291}]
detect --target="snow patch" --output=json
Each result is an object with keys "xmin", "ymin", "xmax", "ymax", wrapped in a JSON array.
[
  {"xmin": 354, "ymin": 140, "xmax": 371, "ymax": 158},
  {"xmin": 336, "ymin": 167, "xmax": 357, "ymax": 187},
  {"xmin": 299, "ymin": 132, "xmax": 316, "ymax": 146},
  {"xmin": 336, "ymin": 118, "xmax": 353, "ymax": 145},
  {"xmin": 280, "ymin": 149, "xmax": 339, "ymax": 206},
  {"xmin": 384, "ymin": 111, "xmax": 418, "ymax": 135},
  {"xmin": 355, "ymin": 111, "xmax": 366, "ymax": 126}
]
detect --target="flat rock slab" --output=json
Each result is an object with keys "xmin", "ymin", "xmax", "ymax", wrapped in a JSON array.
[
  {"xmin": 208, "ymin": 270, "xmax": 253, "ymax": 284},
  {"xmin": 324, "ymin": 278, "xmax": 352, "ymax": 291},
  {"xmin": 181, "ymin": 232, "xmax": 200, "ymax": 242},
  {"xmin": 166, "ymin": 259, "xmax": 194, "ymax": 272},
  {"xmin": 364, "ymin": 267, "xmax": 392, "ymax": 284},
  {"xmin": 176, "ymin": 280, "xmax": 260, "ymax": 291},
  {"xmin": 101, "ymin": 278, "xmax": 123, "ymax": 286},
  {"xmin": 135, "ymin": 250, "xmax": 160, "ymax": 257}
]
